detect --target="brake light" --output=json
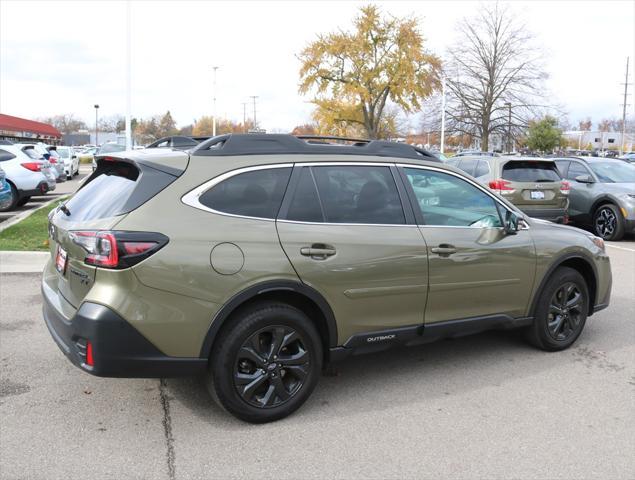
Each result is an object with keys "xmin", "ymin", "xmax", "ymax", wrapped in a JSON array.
[
  {"xmin": 86, "ymin": 341, "xmax": 94, "ymax": 366},
  {"xmin": 21, "ymin": 162, "xmax": 42, "ymax": 172},
  {"xmin": 49, "ymin": 158, "xmax": 57, "ymax": 164},
  {"xmin": 69, "ymin": 230, "xmax": 168, "ymax": 269},
  {"xmin": 488, "ymin": 179, "xmax": 515, "ymax": 194},
  {"xmin": 560, "ymin": 180, "xmax": 570, "ymax": 195}
]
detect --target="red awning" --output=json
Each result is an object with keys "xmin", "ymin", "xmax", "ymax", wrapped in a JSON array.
[{"xmin": 0, "ymin": 113, "xmax": 62, "ymax": 138}]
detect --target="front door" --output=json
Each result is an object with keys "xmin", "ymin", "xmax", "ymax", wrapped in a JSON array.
[
  {"xmin": 276, "ymin": 164, "xmax": 428, "ymax": 344},
  {"xmin": 400, "ymin": 166, "xmax": 536, "ymax": 324}
]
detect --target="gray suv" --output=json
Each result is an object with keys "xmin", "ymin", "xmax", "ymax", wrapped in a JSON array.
[{"xmin": 555, "ymin": 157, "xmax": 635, "ymax": 240}]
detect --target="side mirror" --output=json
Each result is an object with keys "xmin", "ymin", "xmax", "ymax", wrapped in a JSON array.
[
  {"xmin": 575, "ymin": 174, "xmax": 594, "ymax": 183},
  {"xmin": 72, "ymin": 155, "xmax": 77, "ymax": 159},
  {"xmin": 504, "ymin": 210, "xmax": 519, "ymax": 235}
]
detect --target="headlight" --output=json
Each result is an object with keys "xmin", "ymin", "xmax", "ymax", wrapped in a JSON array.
[{"xmin": 590, "ymin": 236, "xmax": 605, "ymax": 252}]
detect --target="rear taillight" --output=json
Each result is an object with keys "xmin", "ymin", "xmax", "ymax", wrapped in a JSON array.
[
  {"xmin": 21, "ymin": 162, "xmax": 42, "ymax": 172},
  {"xmin": 69, "ymin": 230, "xmax": 168, "ymax": 269},
  {"xmin": 488, "ymin": 179, "xmax": 515, "ymax": 194},
  {"xmin": 86, "ymin": 341, "xmax": 94, "ymax": 367},
  {"xmin": 49, "ymin": 158, "xmax": 57, "ymax": 164},
  {"xmin": 560, "ymin": 180, "xmax": 570, "ymax": 195}
]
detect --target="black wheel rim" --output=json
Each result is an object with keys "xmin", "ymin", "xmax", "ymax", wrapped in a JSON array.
[
  {"xmin": 233, "ymin": 325, "xmax": 310, "ymax": 409},
  {"xmin": 547, "ymin": 282, "xmax": 584, "ymax": 341},
  {"xmin": 595, "ymin": 207, "xmax": 616, "ymax": 238}
]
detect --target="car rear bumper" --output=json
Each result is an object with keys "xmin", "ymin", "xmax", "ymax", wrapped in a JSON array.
[
  {"xmin": 41, "ymin": 280, "xmax": 206, "ymax": 378},
  {"xmin": 19, "ymin": 181, "xmax": 53, "ymax": 198},
  {"xmin": 521, "ymin": 207, "xmax": 567, "ymax": 224}
]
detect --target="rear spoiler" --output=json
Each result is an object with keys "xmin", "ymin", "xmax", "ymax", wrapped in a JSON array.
[{"xmin": 94, "ymin": 150, "xmax": 189, "ymax": 177}]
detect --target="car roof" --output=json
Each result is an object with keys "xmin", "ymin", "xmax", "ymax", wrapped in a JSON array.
[{"xmin": 190, "ymin": 134, "xmax": 440, "ymax": 163}]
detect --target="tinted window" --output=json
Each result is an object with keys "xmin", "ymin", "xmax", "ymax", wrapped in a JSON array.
[
  {"xmin": 567, "ymin": 162, "xmax": 591, "ymax": 180},
  {"xmin": 502, "ymin": 161, "xmax": 561, "ymax": 182},
  {"xmin": 0, "ymin": 149, "xmax": 16, "ymax": 162},
  {"xmin": 199, "ymin": 167, "xmax": 292, "ymax": 219},
  {"xmin": 172, "ymin": 137, "xmax": 198, "ymax": 147},
  {"xmin": 457, "ymin": 158, "xmax": 477, "ymax": 176},
  {"xmin": 555, "ymin": 160, "xmax": 569, "ymax": 176},
  {"xmin": 311, "ymin": 165, "xmax": 405, "ymax": 224},
  {"xmin": 404, "ymin": 168, "xmax": 502, "ymax": 228},
  {"xmin": 286, "ymin": 168, "xmax": 324, "ymax": 222},
  {"xmin": 98, "ymin": 143, "xmax": 126, "ymax": 154},
  {"xmin": 22, "ymin": 148, "xmax": 43, "ymax": 160},
  {"xmin": 474, "ymin": 160, "xmax": 490, "ymax": 177}
]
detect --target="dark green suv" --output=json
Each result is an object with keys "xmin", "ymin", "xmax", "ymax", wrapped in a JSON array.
[{"xmin": 43, "ymin": 135, "xmax": 612, "ymax": 423}]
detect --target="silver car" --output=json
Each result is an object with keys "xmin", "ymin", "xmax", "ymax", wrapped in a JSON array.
[
  {"xmin": 56, "ymin": 146, "xmax": 80, "ymax": 179},
  {"xmin": 555, "ymin": 157, "xmax": 635, "ymax": 240},
  {"xmin": 0, "ymin": 144, "xmax": 56, "ymax": 211}
]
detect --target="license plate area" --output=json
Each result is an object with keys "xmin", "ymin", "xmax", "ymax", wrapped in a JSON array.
[
  {"xmin": 530, "ymin": 190, "xmax": 545, "ymax": 200},
  {"xmin": 55, "ymin": 245, "xmax": 68, "ymax": 275}
]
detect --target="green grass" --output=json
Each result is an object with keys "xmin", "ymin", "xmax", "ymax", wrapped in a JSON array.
[{"xmin": 0, "ymin": 200, "xmax": 64, "ymax": 251}]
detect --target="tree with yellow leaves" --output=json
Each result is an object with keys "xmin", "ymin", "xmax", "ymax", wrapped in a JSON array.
[{"xmin": 298, "ymin": 5, "xmax": 441, "ymax": 139}]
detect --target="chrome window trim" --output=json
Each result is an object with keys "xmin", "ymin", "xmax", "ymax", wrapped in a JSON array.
[
  {"xmin": 397, "ymin": 163, "xmax": 530, "ymax": 230},
  {"xmin": 181, "ymin": 163, "xmax": 293, "ymax": 220},
  {"xmin": 276, "ymin": 219, "xmax": 419, "ymax": 228}
]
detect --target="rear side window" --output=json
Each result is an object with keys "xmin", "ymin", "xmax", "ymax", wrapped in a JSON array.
[
  {"xmin": 0, "ymin": 149, "xmax": 16, "ymax": 162},
  {"xmin": 199, "ymin": 167, "xmax": 292, "ymax": 219},
  {"xmin": 474, "ymin": 160, "xmax": 489, "ymax": 177},
  {"xmin": 310, "ymin": 165, "xmax": 405, "ymax": 224},
  {"xmin": 457, "ymin": 158, "xmax": 477, "ymax": 176},
  {"xmin": 286, "ymin": 168, "xmax": 324, "ymax": 222},
  {"xmin": 65, "ymin": 161, "xmax": 178, "ymax": 221},
  {"xmin": 502, "ymin": 161, "xmax": 561, "ymax": 182}
]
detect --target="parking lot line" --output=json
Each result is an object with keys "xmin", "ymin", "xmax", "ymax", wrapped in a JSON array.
[{"xmin": 606, "ymin": 244, "xmax": 635, "ymax": 252}]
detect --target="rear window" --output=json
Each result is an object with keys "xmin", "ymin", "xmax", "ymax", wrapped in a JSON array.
[
  {"xmin": 22, "ymin": 148, "xmax": 43, "ymax": 160},
  {"xmin": 501, "ymin": 161, "xmax": 561, "ymax": 182},
  {"xmin": 98, "ymin": 143, "xmax": 126, "ymax": 154},
  {"xmin": 64, "ymin": 161, "xmax": 178, "ymax": 221}
]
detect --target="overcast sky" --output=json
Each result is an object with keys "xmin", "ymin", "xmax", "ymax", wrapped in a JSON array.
[{"xmin": 1, "ymin": 0, "xmax": 633, "ymax": 132}]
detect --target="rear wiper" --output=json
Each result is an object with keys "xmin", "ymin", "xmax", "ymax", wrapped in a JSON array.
[
  {"xmin": 534, "ymin": 179, "xmax": 555, "ymax": 182},
  {"xmin": 59, "ymin": 203, "xmax": 71, "ymax": 216}
]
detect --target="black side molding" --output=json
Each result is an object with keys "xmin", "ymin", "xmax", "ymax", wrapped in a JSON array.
[{"xmin": 328, "ymin": 314, "xmax": 534, "ymax": 362}]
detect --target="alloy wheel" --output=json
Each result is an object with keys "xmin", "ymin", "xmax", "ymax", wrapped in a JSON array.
[
  {"xmin": 233, "ymin": 325, "xmax": 310, "ymax": 408},
  {"xmin": 547, "ymin": 282, "xmax": 584, "ymax": 341},
  {"xmin": 595, "ymin": 207, "xmax": 616, "ymax": 238}
]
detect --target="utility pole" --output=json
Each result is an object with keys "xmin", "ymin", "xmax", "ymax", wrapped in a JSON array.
[
  {"xmin": 440, "ymin": 77, "xmax": 446, "ymax": 153},
  {"xmin": 242, "ymin": 102, "xmax": 248, "ymax": 133},
  {"xmin": 505, "ymin": 102, "xmax": 512, "ymax": 153},
  {"xmin": 125, "ymin": 0, "xmax": 132, "ymax": 149},
  {"xmin": 620, "ymin": 56, "xmax": 630, "ymax": 155},
  {"xmin": 94, "ymin": 104, "xmax": 99, "ymax": 146},
  {"xmin": 250, "ymin": 95, "xmax": 259, "ymax": 130},
  {"xmin": 212, "ymin": 66, "xmax": 219, "ymax": 136}
]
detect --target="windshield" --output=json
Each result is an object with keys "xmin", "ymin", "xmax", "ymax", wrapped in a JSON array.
[
  {"xmin": 588, "ymin": 161, "xmax": 635, "ymax": 183},
  {"xmin": 502, "ymin": 161, "xmax": 561, "ymax": 182},
  {"xmin": 98, "ymin": 143, "xmax": 126, "ymax": 154}
]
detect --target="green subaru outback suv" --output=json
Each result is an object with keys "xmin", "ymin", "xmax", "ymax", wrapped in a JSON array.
[{"xmin": 43, "ymin": 134, "xmax": 612, "ymax": 423}]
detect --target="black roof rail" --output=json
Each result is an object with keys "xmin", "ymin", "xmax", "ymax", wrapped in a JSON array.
[{"xmin": 190, "ymin": 134, "xmax": 440, "ymax": 162}]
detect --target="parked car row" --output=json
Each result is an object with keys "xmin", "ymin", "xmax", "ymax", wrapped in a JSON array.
[{"xmin": 447, "ymin": 154, "xmax": 635, "ymax": 240}]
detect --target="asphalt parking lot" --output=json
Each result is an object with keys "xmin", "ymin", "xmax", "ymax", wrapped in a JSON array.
[{"xmin": 0, "ymin": 242, "xmax": 633, "ymax": 479}]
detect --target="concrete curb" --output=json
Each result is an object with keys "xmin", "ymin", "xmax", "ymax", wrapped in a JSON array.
[
  {"xmin": 0, "ymin": 195, "xmax": 66, "ymax": 234},
  {"xmin": 0, "ymin": 251, "xmax": 49, "ymax": 273}
]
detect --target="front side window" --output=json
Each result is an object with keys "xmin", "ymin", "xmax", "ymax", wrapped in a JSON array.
[
  {"xmin": 404, "ymin": 168, "xmax": 503, "ymax": 228},
  {"xmin": 307, "ymin": 165, "xmax": 405, "ymax": 224},
  {"xmin": 457, "ymin": 158, "xmax": 477, "ymax": 176},
  {"xmin": 474, "ymin": 160, "xmax": 490, "ymax": 177},
  {"xmin": 567, "ymin": 162, "xmax": 591, "ymax": 180},
  {"xmin": 588, "ymin": 161, "xmax": 635, "ymax": 183},
  {"xmin": 199, "ymin": 167, "xmax": 292, "ymax": 219}
]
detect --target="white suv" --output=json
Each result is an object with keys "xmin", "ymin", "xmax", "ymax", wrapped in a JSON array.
[
  {"xmin": 0, "ymin": 145, "xmax": 56, "ymax": 211},
  {"xmin": 56, "ymin": 146, "xmax": 80, "ymax": 179}
]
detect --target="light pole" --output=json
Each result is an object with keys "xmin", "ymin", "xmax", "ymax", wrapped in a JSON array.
[
  {"xmin": 440, "ymin": 77, "xmax": 446, "ymax": 153},
  {"xmin": 250, "ymin": 95, "xmax": 259, "ymax": 130},
  {"xmin": 94, "ymin": 104, "xmax": 100, "ymax": 146},
  {"xmin": 212, "ymin": 66, "xmax": 219, "ymax": 136},
  {"xmin": 242, "ymin": 102, "xmax": 248, "ymax": 133},
  {"xmin": 505, "ymin": 102, "xmax": 512, "ymax": 153}
]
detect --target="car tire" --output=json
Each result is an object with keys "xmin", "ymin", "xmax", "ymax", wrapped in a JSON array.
[
  {"xmin": 208, "ymin": 302, "xmax": 322, "ymax": 423},
  {"xmin": 16, "ymin": 196, "xmax": 30, "ymax": 207},
  {"xmin": 593, "ymin": 204, "xmax": 625, "ymax": 241},
  {"xmin": 0, "ymin": 183, "xmax": 19, "ymax": 212},
  {"xmin": 525, "ymin": 267, "xmax": 589, "ymax": 351}
]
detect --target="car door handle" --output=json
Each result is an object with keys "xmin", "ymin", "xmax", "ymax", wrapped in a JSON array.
[
  {"xmin": 300, "ymin": 245, "xmax": 336, "ymax": 259},
  {"xmin": 431, "ymin": 244, "xmax": 457, "ymax": 256}
]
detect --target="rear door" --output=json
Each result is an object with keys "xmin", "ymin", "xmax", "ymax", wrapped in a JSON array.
[
  {"xmin": 276, "ymin": 163, "xmax": 428, "ymax": 344},
  {"xmin": 501, "ymin": 160, "xmax": 566, "ymax": 210}
]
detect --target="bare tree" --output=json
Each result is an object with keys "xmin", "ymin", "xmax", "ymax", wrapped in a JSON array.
[
  {"xmin": 38, "ymin": 114, "xmax": 87, "ymax": 134},
  {"xmin": 444, "ymin": 3, "xmax": 548, "ymax": 151}
]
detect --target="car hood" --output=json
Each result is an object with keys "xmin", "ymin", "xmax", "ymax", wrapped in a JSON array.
[
  {"xmin": 529, "ymin": 217, "xmax": 594, "ymax": 238},
  {"xmin": 596, "ymin": 182, "xmax": 635, "ymax": 195}
]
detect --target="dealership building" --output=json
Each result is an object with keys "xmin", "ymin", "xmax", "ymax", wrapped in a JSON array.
[{"xmin": 0, "ymin": 113, "xmax": 62, "ymax": 145}]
